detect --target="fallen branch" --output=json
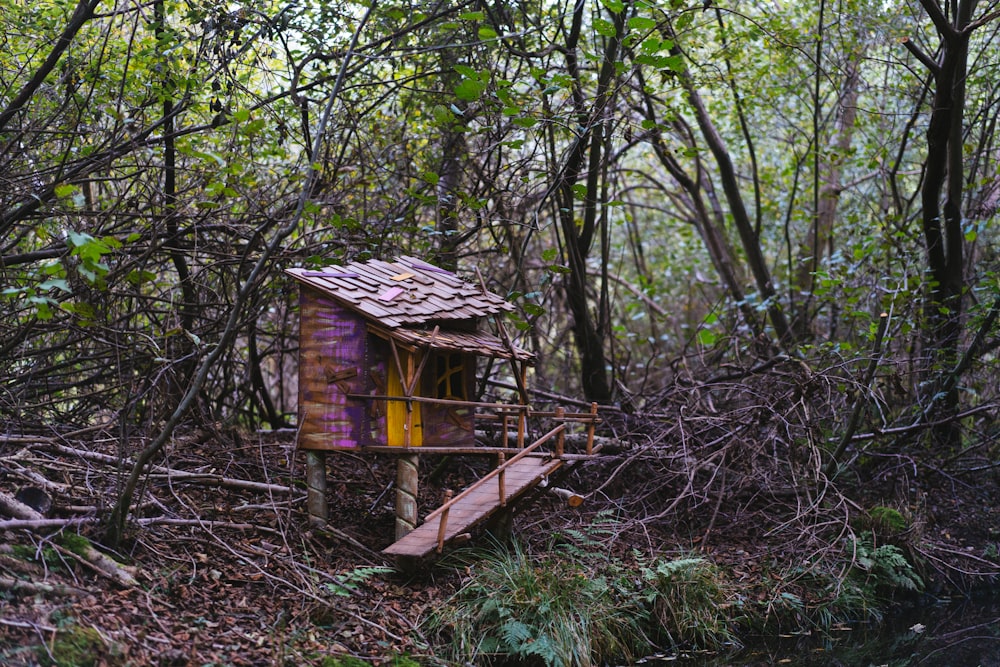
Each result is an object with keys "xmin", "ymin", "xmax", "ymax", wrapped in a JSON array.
[
  {"xmin": 0, "ymin": 577, "xmax": 86, "ymax": 598},
  {"xmin": 0, "ymin": 491, "xmax": 45, "ymax": 521},
  {"xmin": 0, "ymin": 517, "xmax": 97, "ymax": 531},
  {"xmin": 51, "ymin": 540, "xmax": 138, "ymax": 588},
  {"xmin": 14, "ymin": 440, "xmax": 296, "ymax": 496}
]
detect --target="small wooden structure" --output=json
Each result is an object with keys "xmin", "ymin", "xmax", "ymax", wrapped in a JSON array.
[{"xmin": 285, "ymin": 256, "xmax": 535, "ymax": 538}]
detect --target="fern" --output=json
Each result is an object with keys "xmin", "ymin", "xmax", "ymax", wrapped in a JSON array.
[
  {"xmin": 324, "ymin": 565, "xmax": 394, "ymax": 597},
  {"xmin": 499, "ymin": 619, "xmax": 532, "ymax": 647},
  {"xmin": 852, "ymin": 533, "xmax": 924, "ymax": 596}
]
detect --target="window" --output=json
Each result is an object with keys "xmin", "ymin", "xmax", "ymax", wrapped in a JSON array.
[{"xmin": 435, "ymin": 353, "xmax": 466, "ymax": 400}]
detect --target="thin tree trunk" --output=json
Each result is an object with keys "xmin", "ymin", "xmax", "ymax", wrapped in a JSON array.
[
  {"xmin": 795, "ymin": 58, "xmax": 861, "ymax": 319},
  {"xmin": 674, "ymin": 46, "xmax": 794, "ymax": 348}
]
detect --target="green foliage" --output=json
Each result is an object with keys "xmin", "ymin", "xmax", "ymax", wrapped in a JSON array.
[
  {"xmin": 324, "ymin": 565, "xmax": 394, "ymax": 597},
  {"xmin": 428, "ymin": 538, "xmax": 645, "ymax": 667},
  {"xmin": 868, "ymin": 506, "xmax": 909, "ymax": 535},
  {"xmin": 636, "ymin": 555, "xmax": 734, "ymax": 649},
  {"xmin": 428, "ymin": 514, "xmax": 734, "ymax": 666},
  {"xmin": 320, "ymin": 656, "xmax": 370, "ymax": 667},
  {"xmin": 850, "ymin": 532, "xmax": 924, "ymax": 599}
]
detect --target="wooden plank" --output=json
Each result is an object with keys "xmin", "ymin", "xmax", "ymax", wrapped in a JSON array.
[{"xmin": 383, "ymin": 456, "xmax": 563, "ymax": 558}]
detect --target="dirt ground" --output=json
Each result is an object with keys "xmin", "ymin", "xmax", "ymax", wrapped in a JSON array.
[{"xmin": 1, "ymin": 416, "xmax": 999, "ymax": 666}]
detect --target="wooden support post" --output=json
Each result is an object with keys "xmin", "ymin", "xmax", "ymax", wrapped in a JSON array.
[
  {"xmin": 436, "ymin": 489, "xmax": 453, "ymax": 554},
  {"xmin": 586, "ymin": 402, "xmax": 597, "ymax": 456},
  {"xmin": 517, "ymin": 408, "xmax": 525, "ymax": 449},
  {"xmin": 305, "ymin": 450, "xmax": 328, "ymax": 527},
  {"xmin": 497, "ymin": 452, "xmax": 506, "ymax": 507},
  {"xmin": 404, "ymin": 349, "xmax": 415, "ymax": 448},
  {"xmin": 555, "ymin": 407, "xmax": 565, "ymax": 458},
  {"xmin": 396, "ymin": 454, "xmax": 419, "ymax": 540}
]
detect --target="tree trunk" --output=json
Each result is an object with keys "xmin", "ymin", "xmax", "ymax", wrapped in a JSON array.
[
  {"xmin": 549, "ymin": 1, "xmax": 627, "ymax": 404},
  {"xmin": 795, "ymin": 58, "xmax": 861, "ymax": 326},
  {"xmin": 904, "ymin": 0, "xmax": 977, "ymax": 447}
]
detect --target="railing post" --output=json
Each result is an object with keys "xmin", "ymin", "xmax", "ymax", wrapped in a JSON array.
[
  {"xmin": 586, "ymin": 402, "xmax": 597, "ymax": 456},
  {"xmin": 517, "ymin": 407, "xmax": 525, "ymax": 449},
  {"xmin": 555, "ymin": 407, "xmax": 565, "ymax": 458},
  {"xmin": 436, "ymin": 489, "xmax": 453, "ymax": 554},
  {"xmin": 497, "ymin": 452, "xmax": 507, "ymax": 507},
  {"xmin": 501, "ymin": 411, "xmax": 509, "ymax": 447}
]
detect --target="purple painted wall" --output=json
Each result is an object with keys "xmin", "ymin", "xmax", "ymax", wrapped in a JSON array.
[
  {"xmin": 296, "ymin": 286, "xmax": 478, "ymax": 450},
  {"xmin": 297, "ymin": 289, "xmax": 369, "ymax": 449}
]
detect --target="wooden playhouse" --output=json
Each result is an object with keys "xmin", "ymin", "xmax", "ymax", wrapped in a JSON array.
[
  {"xmin": 286, "ymin": 255, "xmax": 533, "ymax": 449},
  {"xmin": 286, "ymin": 256, "xmax": 600, "ymax": 559}
]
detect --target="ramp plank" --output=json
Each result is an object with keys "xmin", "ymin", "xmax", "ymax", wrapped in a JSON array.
[{"xmin": 384, "ymin": 455, "xmax": 563, "ymax": 558}]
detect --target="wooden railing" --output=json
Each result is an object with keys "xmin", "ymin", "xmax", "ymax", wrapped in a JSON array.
[
  {"xmin": 419, "ymin": 403, "xmax": 600, "ymax": 552},
  {"xmin": 422, "ymin": 420, "xmax": 569, "ymax": 553},
  {"xmin": 346, "ymin": 394, "xmax": 600, "ymax": 456}
]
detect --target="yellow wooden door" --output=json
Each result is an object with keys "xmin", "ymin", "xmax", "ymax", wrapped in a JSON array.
[{"xmin": 387, "ymin": 349, "xmax": 423, "ymax": 447}]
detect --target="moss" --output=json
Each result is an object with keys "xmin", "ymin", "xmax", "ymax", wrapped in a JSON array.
[
  {"xmin": 319, "ymin": 656, "xmax": 371, "ymax": 667},
  {"xmin": 869, "ymin": 506, "xmax": 909, "ymax": 534},
  {"xmin": 57, "ymin": 533, "xmax": 93, "ymax": 558},
  {"xmin": 38, "ymin": 625, "xmax": 107, "ymax": 667},
  {"xmin": 389, "ymin": 656, "xmax": 423, "ymax": 667}
]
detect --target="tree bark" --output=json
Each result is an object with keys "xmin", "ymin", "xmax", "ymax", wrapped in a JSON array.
[
  {"xmin": 549, "ymin": 1, "xmax": 626, "ymax": 404},
  {"xmin": 904, "ymin": 0, "xmax": 979, "ymax": 446}
]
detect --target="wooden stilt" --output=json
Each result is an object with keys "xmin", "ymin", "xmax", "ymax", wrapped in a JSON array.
[
  {"xmin": 305, "ymin": 450, "xmax": 328, "ymax": 527},
  {"xmin": 396, "ymin": 454, "xmax": 419, "ymax": 540}
]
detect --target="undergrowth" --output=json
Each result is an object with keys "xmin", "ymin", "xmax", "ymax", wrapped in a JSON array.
[
  {"xmin": 425, "ymin": 514, "xmax": 927, "ymax": 666},
  {"xmin": 425, "ymin": 513, "xmax": 735, "ymax": 666}
]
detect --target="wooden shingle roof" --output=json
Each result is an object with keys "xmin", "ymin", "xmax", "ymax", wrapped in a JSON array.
[{"xmin": 286, "ymin": 256, "xmax": 533, "ymax": 361}]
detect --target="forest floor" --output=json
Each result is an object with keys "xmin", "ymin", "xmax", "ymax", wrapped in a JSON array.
[{"xmin": 2, "ymin": 394, "xmax": 999, "ymax": 666}]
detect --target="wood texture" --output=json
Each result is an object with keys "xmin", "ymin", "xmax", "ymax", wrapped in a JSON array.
[
  {"xmin": 297, "ymin": 290, "xmax": 368, "ymax": 450},
  {"xmin": 383, "ymin": 455, "xmax": 564, "ymax": 558}
]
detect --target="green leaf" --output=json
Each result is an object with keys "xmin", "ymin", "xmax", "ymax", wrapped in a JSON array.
[
  {"xmin": 523, "ymin": 303, "xmax": 545, "ymax": 316},
  {"xmin": 241, "ymin": 119, "xmax": 266, "ymax": 136},
  {"xmin": 628, "ymin": 16, "xmax": 658, "ymax": 31},
  {"xmin": 454, "ymin": 78, "xmax": 485, "ymax": 101},
  {"xmin": 459, "ymin": 11, "xmax": 485, "ymax": 20},
  {"xmin": 38, "ymin": 279, "xmax": 71, "ymax": 293},
  {"xmin": 54, "ymin": 183, "xmax": 76, "ymax": 198},
  {"xmin": 594, "ymin": 18, "xmax": 616, "ymax": 37},
  {"xmin": 478, "ymin": 26, "xmax": 497, "ymax": 39}
]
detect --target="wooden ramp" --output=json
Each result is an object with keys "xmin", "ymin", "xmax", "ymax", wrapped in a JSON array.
[{"xmin": 383, "ymin": 455, "xmax": 564, "ymax": 558}]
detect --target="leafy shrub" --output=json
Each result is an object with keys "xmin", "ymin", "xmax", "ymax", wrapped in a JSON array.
[
  {"xmin": 426, "ymin": 519, "xmax": 735, "ymax": 667},
  {"xmin": 427, "ymin": 539, "xmax": 645, "ymax": 667}
]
